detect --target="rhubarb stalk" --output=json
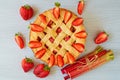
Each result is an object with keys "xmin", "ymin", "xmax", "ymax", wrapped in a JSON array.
[
  {"xmin": 63, "ymin": 50, "xmax": 114, "ymax": 80},
  {"xmin": 61, "ymin": 46, "xmax": 103, "ymax": 74}
]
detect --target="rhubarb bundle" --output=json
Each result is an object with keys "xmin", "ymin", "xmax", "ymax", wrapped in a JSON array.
[{"xmin": 61, "ymin": 46, "xmax": 114, "ymax": 80}]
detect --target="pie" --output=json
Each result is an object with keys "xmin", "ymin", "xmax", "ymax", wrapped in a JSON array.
[{"xmin": 29, "ymin": 5, "xmax": 87, "ymax": 67}]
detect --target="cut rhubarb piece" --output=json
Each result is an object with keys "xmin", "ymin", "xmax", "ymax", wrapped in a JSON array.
[
  {"xmin": 49, "ymin": 37, "xmax": 54, "ymax": 43},
  {"xmin": 56, "ymin": 27, "xmax": 62, "ymax": 34},
  {"xmin": 47, "ymin": 20, "xmax": 53, "ymax": 28}
]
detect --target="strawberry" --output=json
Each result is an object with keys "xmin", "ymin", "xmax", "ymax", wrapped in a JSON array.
[
  {"xmin": 33, "ymin": 64, "xmax": 50, "ymax": 78},
  {"xmin": 53, "ymin": 2, "xmax": 61, "ymax": 19},
  {"xmin": 66, "ymin": 52, "xmax": 75, "ymax": 64},
  {"xmin": 94, "ymin": 32, "xmax": 108, "ymax": 44},
  {"xmin": 75, "ymin": 31, "xmax": 87, "ymax": 38},
  {"xmin": 21, "ymin": 57, "xmax": 34, "ymax": 72},
  {"xmin": 72, "ymin": 43, "xmax": 84, "ymax": 52},
  {"xmin": 35, "ymin": 48, "xmax": 46, "ymax": 59},
  {"xmin": 48, "ymin": 54, "xmax": 55, "ymax": 67},
  {"xmin": 72, "ymin": 17, "xmax": 83, "ymax": 26},
  {"xmin": 77, "ymin": 0, "xmax": 85, "ymax": 15},
  {"xmin": 29, "ymin": 41, "xmax": 42, "ymax": 49},
  {"xmin": 20, "ymin": 4, "xmax": 34, "ymax": 20},
  {"xmin": 15, "ymin": 33, "xmax": 24, "ymax": 49},
  {"xmin": 39, "ymin": 14, "xmax": 47, "ymax": 24},
  {"xmin": 57, "ymin": 55, "xmax": 64, "ymax": 67},
  {"xmin": 64, "ymin": 10, "xmax": 72, "ymax": 24},
  {"xmin": 30, "ymin": 24, "xmax": 44, "ymax": 32}
]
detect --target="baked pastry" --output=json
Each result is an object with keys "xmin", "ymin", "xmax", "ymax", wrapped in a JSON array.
[{"xmin": 29, "ymin": 3, "xmax": 87, "ymax": 67}]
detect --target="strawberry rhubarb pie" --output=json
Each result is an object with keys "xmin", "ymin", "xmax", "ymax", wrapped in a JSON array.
[{"xmin": 29, "ymin": 3, "xmax": 87, "ymax": 67}]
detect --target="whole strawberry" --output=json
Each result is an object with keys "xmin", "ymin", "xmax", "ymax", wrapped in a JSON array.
[
  {"xmin": 20, "ymin": 4, "xmax": 34, "ymax": 20},
  {"xmin": 33, "ymin": 64, "xmax": 50, "ymax": 78},
  {"xmin": 21, "ymin": 57, "xmax": 34, "ymax": 72}
]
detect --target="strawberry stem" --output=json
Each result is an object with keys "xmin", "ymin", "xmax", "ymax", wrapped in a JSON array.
[
  {"xmin": 80, "ymin": 0, "xmax": 84, "ymax": 2},
  {"xmin": 15, "ymin": 33, "xmax": 19, "ymax": 36},
  {"xmin": 25, "ymin": 57, "xmax": 33, "ymax": 63},
  {"xmin": 44, "ymin": 65, "xmax": 50, "ymax": 71},
  {"xmin": 24, "ymin": 4, "xmax": 31, "ymax": 9},
  {"xmin": 55, "ymin": 2, "xmax": 61, "ymax": 7}
]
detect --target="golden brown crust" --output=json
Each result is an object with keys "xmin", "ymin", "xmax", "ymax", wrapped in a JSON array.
[{"xmin": 29, "ymin": 8, "xmax": 87, "ymax": 65}]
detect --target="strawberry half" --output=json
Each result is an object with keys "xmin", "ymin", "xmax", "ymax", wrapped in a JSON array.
[
  {"xmin": 53, "ymin": 2, "xmax": 61, "ymax": 19},
  {"xmin": 66, "ymin": 52, "xmax": 75, "ymax": 64},
  {"xmin": 21, "ymin": 57, "xmax": 34, "ymax": 72},
  {"xmin": 72, "ymin": 43, "xmax": 84, "ymax": 52},
  {"xmin": 75, "ymin": 31, "xmax": 87, "ymax": 38},
  {"xmin": 77, "ymin": 0, "xmax": 85, "ymax": 15},
  {"xmin": 29, "ymin": 41, "xmax": 42, "ymax": 49},
  {"xmin": 39, "ymin": 14, "xmax": 47, "ymax": 24},
  {"xmin": 33, "ymin": 64, "xmax": 50, "ymax": 78},
  {"xmin": 15, "ymin": 33, "xmax": 24, "ymax": 49},
  {"xmin": 64, "ymin": 10, "xmax": 72, "ymax": 24},
  {"xmin": 94, "ymin": 32, "xmax": 108, "ymax": 44},
  {"xmin": 48, "ymin": 54, "xmax": 55, "ymax": 67},
  {"xmin": 30, "ymin": 24, "xmax": 44, "ymax": 32},
  {"xmin": 72, "ymin": 17, "xmax": 83, "ymax": 26},
  {"xmin": 57, "ymin": 55, "xmax": 64, "ymax": 67},
  {"xmin": 20, "ymin": 4, "xmax": 34, "ymax": 20},
  {"xmin": 35, "ymin": 48, "xmax": 46, "ymax": 59}
]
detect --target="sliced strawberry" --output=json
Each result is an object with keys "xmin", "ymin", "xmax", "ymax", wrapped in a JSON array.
[
  {"xmin": 48, "ymin": 54, "xmax": 55, "ymax": 67},
  {"xmin": 75, "ymin": 31, "xmax": 87, "ymax": 38},
  {"xmin": 77, "ymin": 0, "xmax": 85, "ymax": 15},
  {"xmin": 94, "ymin": 32, "xmax": 108, "ymax": 44},
  {"xmin": 66, "ymin": 52, "xmax": 75, "ymax": 64},
  {"xmin": 21, "ymin": 57, "xmax": 34, "ymax": 72},
  {"xmin": 39, "ymin": 14, "xmax": 47, "ymax": 24},
  {"xmin": 57, "ymin": 55, "xmax": 64, "ymax": 67},
  {"xmin": 64, "ymin": 10, "xmax": 72, "ymax": 24},
  {"xmin": 29, "ymin": 41, "xmax": 42, "ymax": 49},
  {"xmin": 53, "ymin": 2, "xmax": 61, "ymax": 19},
  {"xmin": 72, "ymin": 17, "xmax": 83, "ymax": 26},
  {"xmin": 35, "ymin": 48, "xmax": 46, "ymax": 59},
  {"xmin": 15, "ymin": 33, "xmax": 24, "ymax": 49},
  {"xmin": 72, "ymin": 43, "xmax": 84, "ymax": 52},
  {"xmin": 30, "ymin": 24, "xmax": 44, "ymax": 32}
]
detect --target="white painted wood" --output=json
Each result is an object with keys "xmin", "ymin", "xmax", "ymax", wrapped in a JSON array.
[{"xmin": 0, "ymin": 0, "xmax": 120, "ymax": 80}]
